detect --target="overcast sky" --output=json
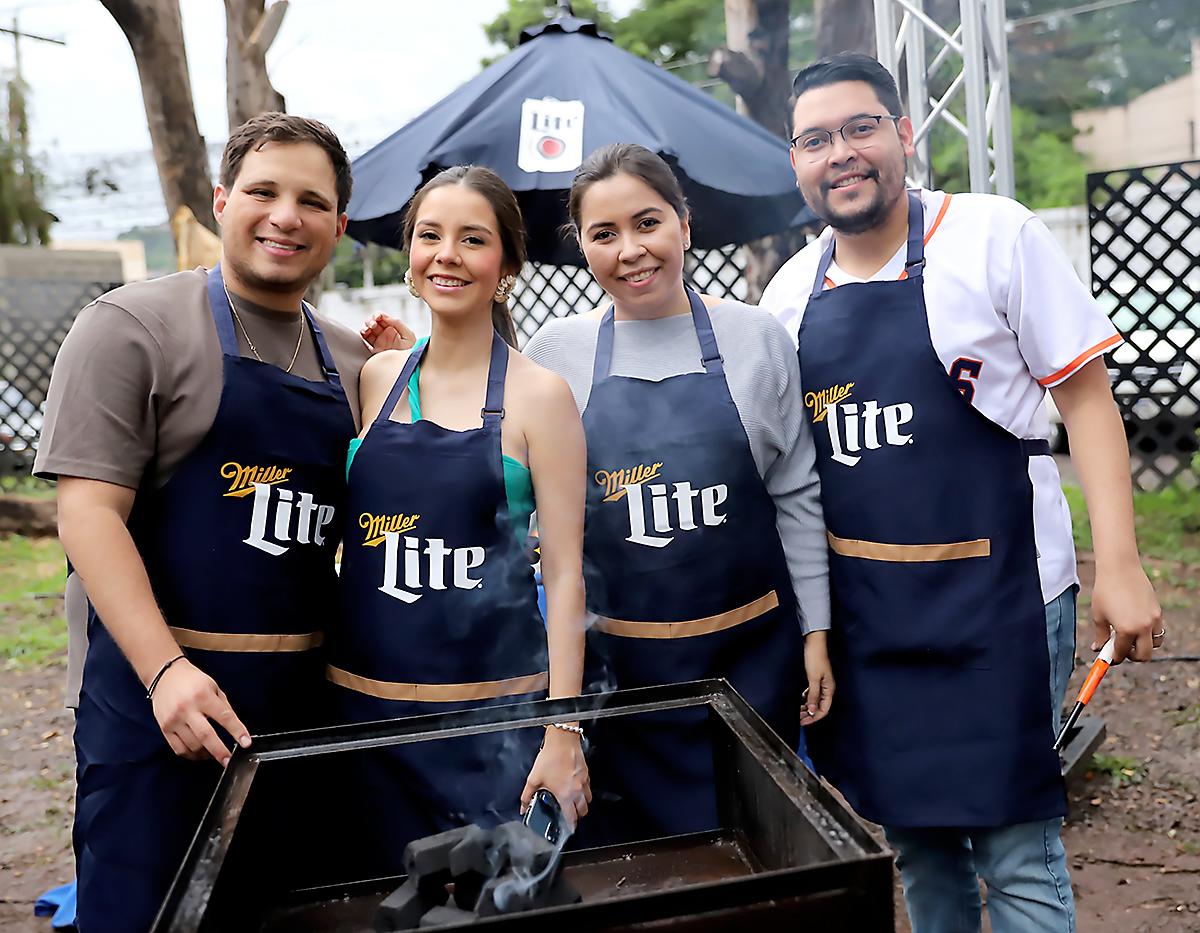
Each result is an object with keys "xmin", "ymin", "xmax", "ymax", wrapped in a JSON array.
[{"xmin": 12, "ymin": 0, "xmax": 637, "ymax": 158}]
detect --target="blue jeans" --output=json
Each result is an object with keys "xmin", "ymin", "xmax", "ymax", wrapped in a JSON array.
[{"xmin": 884, "ymin": 586, "xmax": 1077, "ymax": 933}]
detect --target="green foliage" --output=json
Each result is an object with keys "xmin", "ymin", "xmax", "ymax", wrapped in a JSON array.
[
  {"xmin": 929, "ymin": 105, "xmax": 1088, "ymax": 208},
  {"xmin": 1088, "ymin": 752, "xmax": 1146, "ymax": 787},
  {"xmin": 0, "ymin": 79, "xmax": 52, "ymax": 245},
  {"xmin": 1006, "ymin": 0, "xmax": 1200, "ymax": 118},
  {"xmin": 484, "ymin": 1, "xmax": 814, "ymax": 69},
  {"xmin": 0, "ymin": 535, "xmax": 66, "ymax": 670},
  {"xmin": 1064, "ymin": 482, "xmax": 1200, "ymax": 563},
  {"xmin": 1174, "ymin": 703, "xmax": 1200, "ymax": 728},
  {"xmin": 332, "ymin": 238, "xmax": 409, "ymax": 289},
  {"xmin": 118, "ymin": 224, "xmax": 176, "ymax": 277}
]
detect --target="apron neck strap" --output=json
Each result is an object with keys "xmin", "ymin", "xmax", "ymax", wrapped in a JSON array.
[
  {"xmin": 206, "ymin": 265, "xmax": 241, "ymax": 357},
  {"xmin": 903, "ymin": 189, "xmax": 926, "ymax": 278},
  {"xmin": 376, "ymin": 339, "xmax": 427, "ymax": 428},
  {"xmin": 808, "ymin": 189, "xmax": 927, "ymax": 299},
  {"xmin": 206, "ymin": 265, "xmax": 342, "ymax": 384},
  {"xmin": 481, "ymin": 331, "xmax": 509, "ymax": 428},
  {"xmin": 376, "ymin": 331, "xmax": 508, "ymax": 429},
  {"xmin": 304, "ymin": 306, "xmax": 343, "ymax": 385},
  {"xmin": 591, "ymin": 285, "xmax": 722, "ymax": 386}
]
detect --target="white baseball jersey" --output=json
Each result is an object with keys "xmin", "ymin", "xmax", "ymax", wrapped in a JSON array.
[{"xmin": 760, "ymin": 187, "xmax": 1121, "ymax": 604}]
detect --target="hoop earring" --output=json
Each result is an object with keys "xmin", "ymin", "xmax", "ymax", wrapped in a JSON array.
[
  {"xmin": 404, "ymin": 269, "xmax": 421, "ymax": 300},
  {"xmin": 493, "ymin": 274, "xmax": 517, "ymax": 303}
]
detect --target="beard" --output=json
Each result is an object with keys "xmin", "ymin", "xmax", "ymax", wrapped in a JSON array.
[{"xmin": 804, "ymin": 160, "xmax": 907, "ymax": 235}]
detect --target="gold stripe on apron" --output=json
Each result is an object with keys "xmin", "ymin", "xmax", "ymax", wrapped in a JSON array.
[
  {"xmin": 594, "ymin": 590, "xmax": 779, "ymax": 639},
  {"xmin": 326, "ymin": 666, "xmax": 550, "ymax": 702},
  {"xmin": 827, "ymin": 531, "xmax": 991, "ymax": 562},
  {"xmin": 170, "ymin": 627, "xmax": 323, "ymax": 653}
]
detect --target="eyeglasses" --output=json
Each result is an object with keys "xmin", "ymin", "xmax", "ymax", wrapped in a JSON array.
[{"xmin": 790, "ymin": 115, "xmax": 902, "ymax": 161}]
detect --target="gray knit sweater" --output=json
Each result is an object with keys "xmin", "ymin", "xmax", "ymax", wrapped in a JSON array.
[{"xmin": 524, "ymin": 299, "xmax": 830, "ymax": 634}]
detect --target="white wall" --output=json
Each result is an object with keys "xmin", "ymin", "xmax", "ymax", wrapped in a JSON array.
[{"xmin": 319, "ymin": 283, "xmax": 431, "ymax": 338}]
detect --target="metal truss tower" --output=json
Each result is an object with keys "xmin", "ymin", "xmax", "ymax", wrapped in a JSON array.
[{"xmin": 873, "ymin": 0, "xmax": 1015, "ymax": 198}]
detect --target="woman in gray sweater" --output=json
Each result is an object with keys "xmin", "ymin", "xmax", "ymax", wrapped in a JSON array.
[{"xmin": 524, "ymin": 144, "xmax": 832, "ymax": 839}]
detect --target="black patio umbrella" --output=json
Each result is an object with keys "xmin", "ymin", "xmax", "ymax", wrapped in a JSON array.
[{"xmin": 346, "ymin": 8, "xmax": 814, "ymax": 265}]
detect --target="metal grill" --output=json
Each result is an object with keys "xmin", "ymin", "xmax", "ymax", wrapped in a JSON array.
[
  {"xmin": 1087, "ymin": 160, "xmax": 1200, "ymax": 488},
  {"xmin": 510, "ymin": 246, "xmax": 748, "ymax": 344},
  {"xmin": 0, "ymin": 280, "xmax": 113, "ymax": 484}
]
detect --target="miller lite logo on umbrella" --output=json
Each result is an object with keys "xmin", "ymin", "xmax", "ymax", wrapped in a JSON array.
[{"xmin": 518, "ymin": 97, "xmax": 585, "ymax": 174}]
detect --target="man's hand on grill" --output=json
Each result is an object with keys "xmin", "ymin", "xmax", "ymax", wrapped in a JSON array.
[
  {"xmin": 522, "ymin": 727, "xmax": 591, "ymax": 830},
  {"xmin": 151, "ymin": 659, "xmax": 251, "ymax": 766}
]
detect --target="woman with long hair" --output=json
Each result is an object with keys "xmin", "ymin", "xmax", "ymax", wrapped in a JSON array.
[
  {"xmin": 524, "ymin": 144, "xmax": 832, "ymax": 838},
  {"xmin": 330, "ymin": 166, "xmax": 589, "ymax": 862}
]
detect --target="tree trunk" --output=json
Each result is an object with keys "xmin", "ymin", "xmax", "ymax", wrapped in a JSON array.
[
  {"xmin": 815, "ymin": 0, "xmax": 876, "ymax": 58},
  {"xmin": 709, "ymin": 0, "xmax": 798, "ymax": 302},
  {"xmin": 99, "ymin": 0, "xmax": 217, "ymax": 237},
  {"xmin": 225, "ymin": 0, "xmax": 286, "ymax": 130},
  {"xmin": 711, "ymin": 0, "xmax": 792, "ymax": 137}
]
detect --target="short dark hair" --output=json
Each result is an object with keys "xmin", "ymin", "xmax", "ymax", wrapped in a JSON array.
[
  {"xmin": 566, "ymin": 143, "xmax": 688, "ymax": 238},
  {"xmin": 792, "ymin": 53, "xmax": 903, "ymax": 118},
  {"xmin": 401, "ymin": 165, "xmax": 526, "ymax": 347},
  {"xmin": 220, "ymin": 112, "xmax": 353, "ymax": 213}
]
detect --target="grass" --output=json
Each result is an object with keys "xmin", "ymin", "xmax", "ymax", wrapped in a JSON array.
[
  {"xmin": 1173, "ymin": 703, "xmax": 1200, "ymax": 728},
  {"xmin": 0, "ymin": 475, "xmax": 56, "ymax": 498},
  {"xmin": 0, "ymin": 535, "xmax": 67, "ymax": 669},
  {"xmin": 1064, "ymin": 483, "xmax": 1200, "ymax": 564},
  {"xmin": 1089, "ymin": 753, "xmax": 1148, "ymax": 787}
]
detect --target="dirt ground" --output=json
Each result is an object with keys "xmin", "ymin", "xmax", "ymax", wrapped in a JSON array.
[{"xmin": 1, "ymin": 541, "xmax": 1197, "ymax": 932}]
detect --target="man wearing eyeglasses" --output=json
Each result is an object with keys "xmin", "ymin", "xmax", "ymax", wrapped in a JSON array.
[{"xmin": 760, "ymin": 52, "xmax": 1162, "ymax": 933}]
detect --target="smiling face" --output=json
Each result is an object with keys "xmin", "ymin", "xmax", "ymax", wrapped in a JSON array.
[
  {"xmin": 407, "ymin": 183, "xmax": 510, "ymax": 323},
  {"xmin": 213, "ymin": 140, "xmax": 346, "ymax": 306},
  {"xmin": 789, "ymin": 80, "xmax": 914, "ymax": 235},
  {"xmin": 577, "ymin": 171, "xmax": 691, "ymax": 315}
]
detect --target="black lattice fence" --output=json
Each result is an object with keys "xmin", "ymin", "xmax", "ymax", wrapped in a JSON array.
[
  {"xmin": 1087, "ymin": 160, "xmax": 1200, "ymax": 489},
  {"xmin": 510, "ymin": 245, "xmax": 749, "ymax": 343},
  {"xmin": 0, "ymin": 280, "xmax": 115, "ymax": 485}
]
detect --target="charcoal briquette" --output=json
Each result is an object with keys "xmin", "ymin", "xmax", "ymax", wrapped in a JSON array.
[
  {"xmin": 402, "ymin": 826, "xmax": 473, "ymax": 879},
  {"xmin": 449, "ymin": 824, "xmax": 496, "ymax": 876},
  {"xmin": 374, "ymin": 879, "xmax": 429, "ymax": 932}
]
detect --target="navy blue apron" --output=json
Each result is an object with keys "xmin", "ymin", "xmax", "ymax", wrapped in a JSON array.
[
  {"xmin": 71, "ymin": 266, "xmax": 355, "ymax": 932},
  {"xmin": 797, "ymin": 192, "xmax": 1066, "ymax": 828},
  {"xmin": 580, "ymin": 288, "xmax": 805, "ymax": 839},
  {"xmin": 327, "ymin": 333, "xmax": 548, "ymax": 874}
]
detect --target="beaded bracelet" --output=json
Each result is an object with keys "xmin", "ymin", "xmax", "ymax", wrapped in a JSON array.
[
  {"xmin": 547, "ymin": 722, "xmax": 585, "ymax": 737},
  {"xmin": 146, "ymin": 654, "xmax": 187, "ymax": 700}
]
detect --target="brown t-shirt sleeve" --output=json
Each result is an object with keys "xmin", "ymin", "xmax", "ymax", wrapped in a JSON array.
[{"xmin": 33, "ymin": 299, "xmax": 164, "ymax": 488}]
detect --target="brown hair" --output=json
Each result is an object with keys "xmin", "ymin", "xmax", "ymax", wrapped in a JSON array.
[
  {"xmin": 566, "ymin": 143, "xmax": 688, "ymax": 239},
  {"xmin": 220, "ymin": 112, "xmax": 353, "ymax": 213},
  {"xmin": 401, "ymin": 166, "xmax": 525, "ymax": 347}
]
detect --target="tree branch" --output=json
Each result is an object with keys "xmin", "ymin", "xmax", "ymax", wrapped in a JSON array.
[{"xmin": 708, "ymin": 47, "xmax": 763, "ymax": 103}]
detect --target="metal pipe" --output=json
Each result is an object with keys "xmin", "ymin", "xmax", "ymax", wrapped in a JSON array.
[
  {"xmin": 960, "ymin": 0, "xmax": 992, "ymax": 192},
  {"xmin": 905, "ymin": 0, "xmax": 931, "ymax": 187},
  {"xmin": 986, "ymin": 0, "xmax": 1016, "ymax": 197}
]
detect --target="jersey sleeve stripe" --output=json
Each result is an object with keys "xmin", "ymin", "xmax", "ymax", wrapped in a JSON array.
[{"xmin": 1037, "ymin": 333, "xmax": 1123, "ymax": 387}]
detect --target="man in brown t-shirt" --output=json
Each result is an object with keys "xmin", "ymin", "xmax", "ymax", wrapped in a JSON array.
[{"xmin": 33, "ymin": 113, "xmax": 382, "ymax": 933}]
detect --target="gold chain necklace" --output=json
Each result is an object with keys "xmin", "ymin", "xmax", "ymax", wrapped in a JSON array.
[{"xmin": 224, "ymin": 284, "xmax": 305, "ymax": 374}]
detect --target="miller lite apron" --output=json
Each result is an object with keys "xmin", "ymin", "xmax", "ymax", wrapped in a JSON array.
[
  {"xmin": 327, "ymin": 332, "xmax": 548, "ymax": 871},
  {"xmin": 798, "ymin": 192, "xmax": 1066, "ymax": 828},
  {"xmin": 581, "ymin": 288, "xmax": 804, "ymax": 838},
  {"xmin": 72, "ymin": 266, "xmax": 355, "ymax": 932}
]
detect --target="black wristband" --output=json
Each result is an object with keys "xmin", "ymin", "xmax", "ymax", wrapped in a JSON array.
[{"xmin": 147, "ymin": 654, "xmax": 186, "ymax": 700}]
